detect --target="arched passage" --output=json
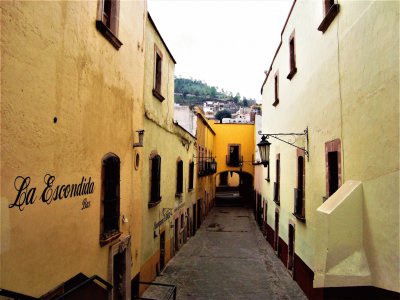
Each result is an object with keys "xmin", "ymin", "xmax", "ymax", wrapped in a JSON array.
[{"xmin": 215, "ymin": 171, "xmax": 253, "ymax": 207}]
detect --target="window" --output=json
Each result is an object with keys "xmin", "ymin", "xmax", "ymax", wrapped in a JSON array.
[
  {"xmin": 188, "ymin": 161, "xmax": 194, "ymax": 190},
  {"xmin": 149, "ymin": 154, "xmax": 161, "ymax": 207},
  {"xmin": 287, "ymin": 31, "xmax": 297, "ymax": 80},
  {"xmin": 318, "ymin": 0, "xmax": 340, "ymax": 33},
  {"xmin": 227, "ymin": 144, "xmax": 242, "ymax": 166},
  {"xmin": 96, "ymin": 0, "xmax": 122, "ymax": 49},
  {"xmin": 176, "ymin": 160, "xmax": 183, "ymax": 195},
  {"xmin": 152, "ymin": 46, "xmax": 165, "ymax": 101},
  {"xmin": 100, "ymin": 153, "xmax": 121, "ymax": 245},
  {"xmin": 294, "ymin": 150, "xmax": 305, "ymax": 221},
  {"xmin": 325, "ymin": 139, "xmax": 342, "ymax": 198},
  {"xmin": 273, "ymin": 154, "xmax": 280, "ymax": 204},
  {"xmin": 273, "ymin": 72, "xmax": 279, "ymax": 106}
]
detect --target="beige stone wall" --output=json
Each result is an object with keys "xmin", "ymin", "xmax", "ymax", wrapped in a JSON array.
[
  {"xmin": 140, "ymin": 14, "xmax": 196, "ymax": 282},
  {"xmin": 261, "ymin": 0, "xmax": 399, "ymax": 292},
  {"xmin": 1, "ymin": 0, "xmax": 146, "ymax": 297}
]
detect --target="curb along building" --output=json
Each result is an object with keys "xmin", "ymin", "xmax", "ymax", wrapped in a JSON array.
[
  {"xmin": 139, "ymin": 13, "xmax": 197, "ymax": 294},
  {"xmin": 1, "ymin": 0, "xmax": 146, "ymax": 299},
  {"xmin": 260, "ymin": 0, "xmax": 399, "ymax": 299}
]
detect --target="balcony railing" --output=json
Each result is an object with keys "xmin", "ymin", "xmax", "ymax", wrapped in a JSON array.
[
  {"xmin": 198, "ymin": 161, "xmax": 217, "ymax": 177},
  {"xmin": 273, "ymin": 182, "xmax": 280, "ymax": 205},
  {"xmin": 226, "ymin": 155, "xmax": 243, "ymax": 167},
  {"xmin": 293, "ymin": 188, "xmax": 306, "ymax": 222}
]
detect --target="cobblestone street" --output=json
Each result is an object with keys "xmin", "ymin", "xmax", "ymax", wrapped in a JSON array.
[{"xmin": 143, "ymin": 206, "xmax": 307, "ymax": 300}]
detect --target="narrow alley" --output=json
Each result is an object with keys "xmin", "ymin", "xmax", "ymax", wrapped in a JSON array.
[{"xmin": 142, "ymin": 205, "xmax": 307, "ymax": 300}]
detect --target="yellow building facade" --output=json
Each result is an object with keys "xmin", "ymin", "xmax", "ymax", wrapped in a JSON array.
[
  {"xmin": 260, "ymin": 0, "xmax": 399, "ymax": 298},
  {"xmin": 139, "ymin": 13, "xmax": 197, "ymax": 292},
  {"xmin": 1, "ymin": 0, "xmax": 146, "ymax": 299},
  {"xmin": 194, "ymin": 108, "xmax": 216, "ymax": 225},
  {"xmin": 211, "ymin": 122, "xmax": 255, "ymax": 206}
]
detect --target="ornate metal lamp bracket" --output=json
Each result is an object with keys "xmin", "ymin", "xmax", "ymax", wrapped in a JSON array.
[{"xmin": 259, "ymin": 127, "xmax": 309, "ymax": 160}]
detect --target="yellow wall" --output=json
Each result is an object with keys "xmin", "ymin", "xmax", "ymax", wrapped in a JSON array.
[
  {"xmin": 261, "ymin": 0, "xmax": 399, "ymax": 292},
  {"xmin": 211, "ymin": 123, "xmax": 255, "ymax": 178},
  {"xmin": 140, "ymin": 15, "xmax": 196, "ymax": 285},
  {"xmin": 194, "ymin": 108, "xmax": 216, "ymax": 216},
  {"xmin": 1, "ymin": 0, "xmax": 146, "ymax": 297}
]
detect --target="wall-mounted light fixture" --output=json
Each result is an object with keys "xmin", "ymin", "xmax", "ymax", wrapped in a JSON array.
[
  {"xmin": 132, "ymin": 130, "xmax": 144, "ymax": 148},
  {"xmin": 257, "ymin": 127, "xmax": 309, "ymax": 167}
]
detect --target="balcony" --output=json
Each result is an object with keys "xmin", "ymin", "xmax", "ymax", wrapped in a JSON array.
[
  {"xmin": 293, "ymin": 188, "xmax": 305, "ymax": 222},
  {"xmin": 226, "ymin": 155, "xmax": 243, "ymax": 167},
  {"xmin": 198, "ymin": 160, "xmax": 217, "ymax": 177}
]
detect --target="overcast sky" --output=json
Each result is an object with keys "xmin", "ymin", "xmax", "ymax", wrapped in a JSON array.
[{"xmin": 147, "ymin": 0, "xmax": 293, "ymax": 101}]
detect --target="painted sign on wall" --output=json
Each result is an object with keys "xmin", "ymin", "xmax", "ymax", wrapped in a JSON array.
[{"xmin": 9, "ymin": 174, "xmax": 95, "ymax": 211}]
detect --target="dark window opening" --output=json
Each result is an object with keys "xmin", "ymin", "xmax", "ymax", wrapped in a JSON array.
[
  {"xmin": 274, "ymin": 156, "xmax": 280, "ymax": 204},
  {"xmin": 274, "ymin": 211, "xmax": 280, "ymax": 254},
  {"xmin": 96, "ymin": 0, "xmax": 122, "ymax": 49},
  {"xmin": 318, "ymin": 0, "xmax": 340, "ymax": 33},
  {"xmin": 273, "ymin": 73, "xmax": 279, "ymax": 106},
  {"xmin": 287, "ymin": 35, "xmax": 297, "ymax": 80},
  {"xmin": 294, "ymin": 155, "xmax": 305, "ymax": 220},
  {"xmin": 227, "ymin": 145, "xmax": 242, "ymax": 166},
  {"xmin": 188, "ymin": 162, "xmax": 194, "ymax": 190},
  {"xmin": 155, "ymin": 53, "xmax": 162, "ymax": 93},
  {"xmin": 149, "ymin": 155, "xmax": 161, "ymax": 206},
  {"xmin": 328, "ymin": 151, "xmax": 339, "ymax": 196},
  {"xmin": 101, "ymin": 154, "xmax": 120, "ymax": 244},
  {"xmin": 176, "ymin": 160, "xmax": 183, "ymax": 195}
]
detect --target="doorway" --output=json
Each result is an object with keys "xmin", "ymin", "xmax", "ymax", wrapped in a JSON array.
[
  {"xmin": 288, "ymin": 224, "xmax": 295, "ymax": 275},
  {"xmin": 328, "ymin": 151, "xmax": 339, "ymax": 196},
  {"xmin": 174, "ymin": 218, "xmax": 179, "ymax": 251},
  {"xmin": 274, "ymin": 210, "xmax": 279, "ymax": 255},
  {"xmin": 160, "ymin": 231, "xmax": 165, "ymax": 271},
  {"xmin": 193, "ymin": 203, "xmax": 197, "ymax": 235}
]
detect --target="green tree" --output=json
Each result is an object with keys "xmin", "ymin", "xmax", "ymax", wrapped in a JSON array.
[{"xmin": 215, "ymin": 109, "xmax": 231, "ymax": 122}]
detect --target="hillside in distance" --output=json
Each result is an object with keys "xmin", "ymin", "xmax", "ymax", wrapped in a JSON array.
[{"xmin": 174, "ymin": 77, "xmax": 256, "ymax": 107}]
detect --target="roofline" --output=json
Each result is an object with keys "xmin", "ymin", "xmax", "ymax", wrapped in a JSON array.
[
  {"xmin": 194, "ymin": 107, "xmax": 216, "ymax": 135},
  {"xmin": 147, "ymin": 12, "xmax": 177, "ymax": 64},
  {"xmin": 260, "ymin": 0, "xmax": 297, "ymax": 95},
  {"xmin": 173, "ymin": 121, "xmax": 197, "ymax": 140}
]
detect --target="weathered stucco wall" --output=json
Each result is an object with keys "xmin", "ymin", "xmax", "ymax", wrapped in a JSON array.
[{"xmin": 1, "ymin": 0, "xmax": 146, "ymax": 297}]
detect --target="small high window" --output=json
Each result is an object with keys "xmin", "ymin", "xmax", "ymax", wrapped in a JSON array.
[
  {"xmin": 176, "ymin": 160, "xmax": 183, "ymax": 195},
  {"xmin": 149, "ymin": 154, "xmax": 161, "ymax": 207},
  {"xmin": 287, "ymin": 31, "xmax": 297, "ymax": 80},
  {"xmin": 318, "ymin": 0, "xmax": 340, "ymax": 33},
  {"xmin": 100, "ymin": 153, "xmax": 121, "ymax": 245},
  {"xmin": 325, "ymin": 139, "xmax": 342, "ymax": 199},
  {"xmin": 273, "ymin": 72, "xmax": 279, "ymax": 106},
  {"xmin": 152, "ymin": 46, "xmax": 165, "ymax": 101},
  {"xmin": 96, "ymin": 0, "xmax": 122, "ymax": 49}
]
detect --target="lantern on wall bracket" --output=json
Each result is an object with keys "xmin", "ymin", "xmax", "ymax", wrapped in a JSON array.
[
  {"xmin": 132, "ymin": 130, "xmax": 145, "ymax": 148},
  {"xmin": 257, "ymin": 127, "xmax": 309, "ymax": 167}
]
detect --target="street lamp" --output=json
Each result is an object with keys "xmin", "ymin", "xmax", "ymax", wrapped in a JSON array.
[
  {"xmin": 257, "ymin": 127, "xmax": 309, "ymax": 166},
  {"xmin": 257, "ymin": 135, "xmax": 271, "ymax": 167}
]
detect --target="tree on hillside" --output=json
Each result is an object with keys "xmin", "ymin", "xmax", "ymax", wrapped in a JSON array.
[{"xmin": 215, "ymin": 109, "xmax": 231, "ymax": 122}]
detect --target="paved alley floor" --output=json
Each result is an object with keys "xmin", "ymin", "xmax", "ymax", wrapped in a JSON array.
[{"xmin": 142, "ymin": 207, "xmax": 307, "ymax": 300}]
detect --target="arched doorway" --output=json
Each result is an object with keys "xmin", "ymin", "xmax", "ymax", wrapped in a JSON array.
[{"xmin": 215, "ymin": 171, "xmax": 253, "ymax": 207}]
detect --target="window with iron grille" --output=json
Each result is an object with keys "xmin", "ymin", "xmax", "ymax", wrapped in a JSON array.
[
  {"xmin": 188, "ymin": 161, "xmax": 194, "ymax": 190},
  {"xmin": 176, "ymin": 160, "xmax": 183, "ymax": 195},
  {"xmin": 96, "ymin": 0, "xmax": 122, "ymax": 49},
  {"xmin": 100, "ymin": 154, "xmax": 120, "ymax": 244},
  {"xmin": 149, "ymin": 154, "xmax": 161, "ymax": 207}
]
